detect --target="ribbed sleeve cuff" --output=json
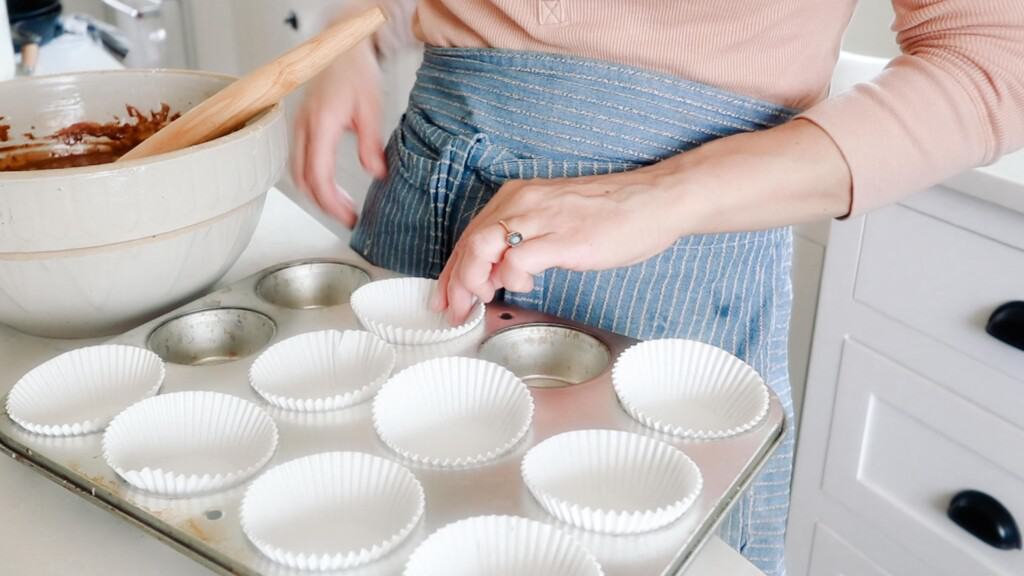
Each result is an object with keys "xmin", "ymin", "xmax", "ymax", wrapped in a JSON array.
[{"xmin": 797, "ymin": 56, "xmax": 991, "ymax": 217}]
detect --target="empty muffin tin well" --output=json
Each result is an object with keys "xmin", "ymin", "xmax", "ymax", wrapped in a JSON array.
[
  {"xmin": 148, "ymin": 308, "xmax": 276, "ymax": 366},
  {"xmin": 478, "ymin": 323, "xmax": 612, "ymax": 388},
  {"xmin": 256, "ymin": 261, "xmax": 370, "ymax": 309}
]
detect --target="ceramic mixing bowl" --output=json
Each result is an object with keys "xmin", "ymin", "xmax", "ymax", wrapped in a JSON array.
[{"xmin": 0, "ymin": 70, "xmax": 286, "ymax": 337}]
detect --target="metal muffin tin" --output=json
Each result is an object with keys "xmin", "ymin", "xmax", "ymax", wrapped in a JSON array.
[{"xmin": 0, "ymin": 257, "xmax": 785, "ymax": 576}]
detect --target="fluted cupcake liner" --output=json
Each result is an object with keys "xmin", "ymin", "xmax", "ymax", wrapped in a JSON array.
[
  {"xmin": 522, "ymin": 429, "xmax": 703, "ymax": 534},
  {"xmin": 103, "ymin": 391, "xmax": 278, "ymax": 496},
  {"xmin": 241, "ymin": 451, "xmax": 425, "ymax": 571},
  {"xmin": 350, "ymin": 278, "xmax": 485, "ymax": 345},
  {"xmin": 249, "ymin": 329, "xmax": 396, "ymax": 412},
  {"xmin": 612, "ymin": 339, "xmax": 770, "ymax": 439},
  {"xmin": 391, "ymin": 321, "xmax": 487, "ymax": 371},
  {"xmin": 404, "ymin": 515, "xmax": 604, "ymax": 576},
  {"xmin": 6, "ymin": 345, "xmax": 165, "ymax": 436},
  {"xmin": 372, "ymin": 357, "xmax": 533, "ymax": 468}
]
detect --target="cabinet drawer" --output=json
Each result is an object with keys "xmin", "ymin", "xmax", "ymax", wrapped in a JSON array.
[
  {"xmin": 822, "ymin": 339, "xmax": 1024, "ymax": 576},
  {"xmin": 808, "ymin": 524, "xmax": 895, "ymax": 576},
  {"xmin": 854, "ymin": 204, "xmax": 1024, "ymax": 380}
]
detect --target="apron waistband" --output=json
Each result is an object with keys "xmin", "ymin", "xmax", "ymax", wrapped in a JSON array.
[
  {"xmin": 408, "ymin": 47, "xmax": 797, "ymax": 166},
  {"xmin": 388, "ymin": 47, "xmax": 796, "ymax": 251}
]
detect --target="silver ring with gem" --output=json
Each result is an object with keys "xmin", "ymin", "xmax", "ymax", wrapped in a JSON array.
[{"xmin": 499, "ymin": 220, "xmax": 524, "ymax": 248}]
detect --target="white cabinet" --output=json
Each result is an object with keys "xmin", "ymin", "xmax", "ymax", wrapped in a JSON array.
[
  {"xmin": 787, "ymin": 184, "xmax": 1024, "ymax": 575},
  {"xmin": 790, "ymin": 222, "xmax": 829, "ymax": 418},
  {"xmin": 807, "ymin": 524, "xmax": 898, "ymax": 576}
]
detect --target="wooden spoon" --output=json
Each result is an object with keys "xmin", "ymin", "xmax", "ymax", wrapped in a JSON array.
[{"xmin": 119, "ymin": 7, "xmax": 386, "ymax": 163}]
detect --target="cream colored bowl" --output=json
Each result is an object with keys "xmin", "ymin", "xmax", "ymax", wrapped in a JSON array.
[{"xmin": 0, "ymin": 70, "xmax": 286, "ymax": 337}]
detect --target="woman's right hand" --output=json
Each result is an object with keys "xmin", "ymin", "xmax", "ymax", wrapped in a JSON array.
[{"xmin": 292, "ymin": 39, "xmax": 387, "ymax": 229}]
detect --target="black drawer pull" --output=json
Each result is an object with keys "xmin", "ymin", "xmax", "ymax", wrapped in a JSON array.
[
  {"xmin": 987, "ymin": 301, "xmax": 1024, "ymax": 352},
  {"xmin": 947, "ymin": 489, "xmax": 1021, "ymax": 550},
  {"xmin": 284, "ymin": 11, "xmax": 300, "ymax": 31}
]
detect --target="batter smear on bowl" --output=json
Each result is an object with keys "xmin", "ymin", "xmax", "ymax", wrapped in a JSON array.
[{"xmin": 0, "ymin": 104, "xmax": 181, "ymax": 171}]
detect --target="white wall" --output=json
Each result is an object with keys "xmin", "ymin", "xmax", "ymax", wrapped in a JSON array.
[
  {"xmin": 185, "ymin": 0, "xmax": 241, "ymax": 74},
  {"xmin": 60, "ymin": 0, "xmax": 108, "ymax": 20},
  {"xmin": 843, "ymin": 2, "xmax": 899, "ymax": 58}
]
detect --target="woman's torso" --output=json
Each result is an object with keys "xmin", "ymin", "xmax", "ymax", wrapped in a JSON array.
[{"xmin": 412, "ymin": 0, "xmax": 858, "ymax": 110}]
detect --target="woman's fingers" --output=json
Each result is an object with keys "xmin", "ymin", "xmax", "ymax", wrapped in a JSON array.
[
  {"xmin": 445, "ymin": 285, "xmax": 478, "ymax": 325},
  {"xmin": 435, "ymin": 224, "xmax": 503, "ymax": 324},
  {"xmin": 496, "ymin": 233, "xmax": 562, "ymax": 292},
  {"xmin": 290, "ymin": 40, "xmax": 382, "ymax": 228},
  {"xmin": 293, "ymin": 118, "xmax": 340, "ymax": 220},
  {"xmin": 443, "ymin": 216, "xmax": 548, "ymax": 322},
  {"xmin": 432, "ymin": 260, "xmax": 453, "ymax": 311},
  {"xmin": 443, "ymin": 250, "xmax": 479, "ymax": 324},
  {"xmin": 354, "ymin": 96, "xmax": 387, "ymax": 179},
  {"xmin": 305, "ymin": 118, "xmax": 357, "ymax": 228},
  {"xmin": 504, "ymin": 235, "xmax": 563, "ymax": 287},
  {"xmin": 458, "ymin": 224, "xmax": 507, "ymax": 296},
  {"xmin": 290, "ymin": 118, "xmax": 309, "ymax": 196},
  {"xmin": 494, "ymin": 262, "xmax": 534, "ymax": 293}
]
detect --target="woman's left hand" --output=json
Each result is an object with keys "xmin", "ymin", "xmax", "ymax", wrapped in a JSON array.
[
  {"xmin": 431, "ymin": 118, "xmax": 855, "ymax": 324},
  {"xmin": 432, "ymin": 166, "xmax": 691, "ymax": 324}
]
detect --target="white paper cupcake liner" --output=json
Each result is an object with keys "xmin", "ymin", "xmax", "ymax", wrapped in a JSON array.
[
  {"xmin": 521, "ymin": 429, "xmax": 703, "ymax": 534},
  {"xmin": 612, "ymin": 339, "xmax": 770, "ymax": 439},
  {"xmin": 249, "ymin": 329, "xmax": 396, "ymax": 412},
  {"xmin": 404, "ymin": 515, "xmax": 604, "ymax": 576},
  {"xmin": 241, "ymin": 451, "xmax": 425, "ymax": 571},
  {"xmin": 372, "ymin": 357, "xmax": 533, "ymax": 468},
  {"xmin": 6, "ymin": 345, "xmax": 165, "ymax": 436},
  {"xmin": 103, "ymin": 391, "xmax": 279, "ymax": 496},
  {"xmin": 350, "ymin": 277, "xmax": 485, "ymax": 345},
  {"xmin": 392, "ymin": 321, "xmax": 487, "ymax": 371}
]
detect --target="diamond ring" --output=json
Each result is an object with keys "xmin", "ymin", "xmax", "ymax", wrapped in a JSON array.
[{"xmin": 498, "ymin": 220, "xmax": 524, "ymax": 248}]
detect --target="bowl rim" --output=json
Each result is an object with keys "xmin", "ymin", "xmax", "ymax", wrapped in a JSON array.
[
  {"xmin": 0, "ymin": 68, "xmax": 284, "ymax": 179},
  {"xmin": 0, "ymin": 193, "xmax": 266, "ymax": 260}
]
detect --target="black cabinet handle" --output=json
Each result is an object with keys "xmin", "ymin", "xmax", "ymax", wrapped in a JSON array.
[
  {"xmin": 947, "ymin": 489, "xmax": 1021, "ymax": 550},
  {"xmin": 987, "ymin": 301, "xmax": 1024, "ymax": 352},
  {"xmin": 284, "ymin": 11, "xmax": 300, "ymax": 31}
]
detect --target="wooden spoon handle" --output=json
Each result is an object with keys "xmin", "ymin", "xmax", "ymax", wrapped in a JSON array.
[{"xmin": 119, "ymin": 7, "xmax": 386, "ymax": 162}]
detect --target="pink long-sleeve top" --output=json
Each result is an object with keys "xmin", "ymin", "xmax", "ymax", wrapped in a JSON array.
[{"xmin": 372, "ymin": 0, "xmax": 1024, "ymax": 216}]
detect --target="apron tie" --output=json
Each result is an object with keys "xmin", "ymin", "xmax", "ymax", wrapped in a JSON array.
[{"xmin": 427, "ymin": 132, "xmax": 489, "ymax": 275}]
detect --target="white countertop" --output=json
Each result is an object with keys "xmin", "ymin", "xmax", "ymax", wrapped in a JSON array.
[
  {"xmin": 0, "ymin": 190, "xmax": 763, "ymax": 576},
  {"xmin": 30, "ymin": 33, "xmax": 125, "ymax": 77}
]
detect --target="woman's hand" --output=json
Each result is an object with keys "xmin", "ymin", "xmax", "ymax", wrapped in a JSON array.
[
  {"xmin": 432, "ymin": 119, "xmax": 853, "ymax": 324},
  {"xmin": 292, "ymin": 39, "xmax": 386, "ymax": 229},
  {"xmin": 432, "ymin": 165, "xmax": 691, "ymax": 324}
]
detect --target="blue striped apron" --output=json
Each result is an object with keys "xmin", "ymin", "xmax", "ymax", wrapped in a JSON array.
[{"xmin": 353, "ymin": 47, "xmax": 796, "ymax": 576}]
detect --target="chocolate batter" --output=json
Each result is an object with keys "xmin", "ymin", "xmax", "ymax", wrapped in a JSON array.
[{"xmin": 0, "ymin": 104, "xmax": 181, "ymax": 171}]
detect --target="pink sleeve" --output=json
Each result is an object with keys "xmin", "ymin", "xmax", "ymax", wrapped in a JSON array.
[
  {"xmin": 798, "ymin": 0, "xmax": 1024, "ymax": 216},
  {"xmin": 373, "ymin": 0, "xmax": 420, "ymax": 56}
]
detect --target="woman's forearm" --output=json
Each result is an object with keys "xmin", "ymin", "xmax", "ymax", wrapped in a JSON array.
[
  {"xmin": 659, "ymin": 118, "xmax": 852, "ymax": 238},
  {"xmin": 432, "ymin": 119, "xmax": 854, "ymax": 323}
]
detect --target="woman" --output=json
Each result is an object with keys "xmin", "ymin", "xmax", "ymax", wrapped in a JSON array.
[{"xmin": 293, "ymin": 2, "xmax": 1024, "ymax": 574}]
